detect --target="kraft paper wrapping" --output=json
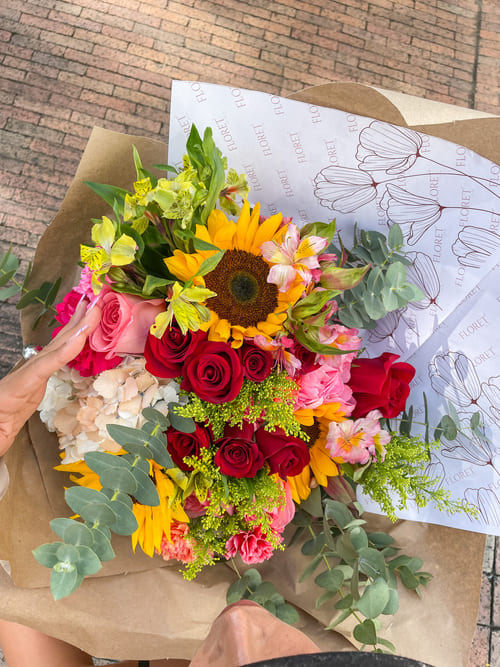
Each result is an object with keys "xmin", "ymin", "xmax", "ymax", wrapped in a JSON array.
[{"xmin": 0, "ymin": 82, "xmax": 496, "ymax": 666}]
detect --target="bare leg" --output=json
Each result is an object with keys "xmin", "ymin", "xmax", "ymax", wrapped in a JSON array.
[
  {"xmin": 0, "ymin": 620, "xmax": 190, "ymax": 667},
  {"xmin": 0, "ymin": 619, "xmax": 94, "ymax": 667}
]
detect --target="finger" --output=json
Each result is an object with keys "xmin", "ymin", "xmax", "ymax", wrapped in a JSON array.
[{"xmin": 33, "ymin": 304, "xmax": 102, "ymax": 379}]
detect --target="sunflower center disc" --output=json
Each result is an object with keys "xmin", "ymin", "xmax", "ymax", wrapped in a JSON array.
[{"xmin": 204, "ymin": 249, "xmax": 279, "ymax": 328}]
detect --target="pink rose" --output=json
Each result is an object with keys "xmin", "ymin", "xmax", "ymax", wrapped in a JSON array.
[
  {"xmin": 53, "ymin": 288, "xmax": 121, "ymax": 377},
  {"xmin": 89, "ymin": 287, "xmax": 164, "ymax": 359},
  {"xmin": 225, "ymin": 526, "xmax": 274, "ymax": 564}
]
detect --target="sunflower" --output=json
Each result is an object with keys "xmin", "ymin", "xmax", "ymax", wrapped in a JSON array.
[
  {"xmin": 56, "ymin": 459, "xmax": 188, "ymax": 558},
  {"xmin": 287, "ymin": 416, "xmax": 339, "ymax": 503},
  {"xmin": 164, "ymin": 201, "xmax": 304, "ymax": 347}
]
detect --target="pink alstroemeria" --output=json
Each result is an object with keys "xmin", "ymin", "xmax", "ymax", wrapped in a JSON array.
[
  {"xmin": 261, "ymin": 224, "xmax": 328, "ymax": 292},
  {"xmin": 253, "ymin": 333, "xmax": 302, "ymax": 377},
  {"xmin": 326, "ymin": 410, "xmax": 390, "ymax": 465}
]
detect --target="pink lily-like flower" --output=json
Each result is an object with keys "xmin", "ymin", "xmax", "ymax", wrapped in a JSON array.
[{"xmin": 261, "ymin": 223, "xmax": 328, "ymax": 292}]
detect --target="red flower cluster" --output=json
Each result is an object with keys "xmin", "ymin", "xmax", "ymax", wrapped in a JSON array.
[
  {"xmin": 167, "ymin": 419, "xmax": 309, "ymax": 480},
  {"xmin": 144, "ymin": 323, "xmax": 274, "ymax": 404}
]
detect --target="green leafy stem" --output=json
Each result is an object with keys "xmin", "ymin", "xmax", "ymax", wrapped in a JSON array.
[{"xmin": 0, "ymin": 247, "xmax": 61, "ymax": 329}]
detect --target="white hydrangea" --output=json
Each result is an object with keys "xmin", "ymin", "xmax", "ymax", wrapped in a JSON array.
[{"xmin": 38, "ymin": 357, "xmax": 180, "ymax": 463}]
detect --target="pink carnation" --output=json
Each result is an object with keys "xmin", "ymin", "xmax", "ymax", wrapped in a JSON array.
[
  {"xmin": 316, "ymin": 324, "xmax": 361, "ymax": 382},
  {"xmin": 73, "ymin": 266, "xmax": 94, "ymax": 297},
  {"xmin": 53, "ymin": 288, "xmax": 121, "ymax": 377},
  {"xmin": 225, "ymin": 526, "xmax": 274, "ymax": 564},
  {"xmin": 160, "ymin": 522, "xmax": 195, "ymax": 563},
  {"xmin": 296, "ymin": 364, "xmax": 354, "ymax": 415}
]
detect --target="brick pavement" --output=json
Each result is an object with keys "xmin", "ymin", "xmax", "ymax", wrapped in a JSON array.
[{"xmin": 0, "ymin": 1, "xmax": 499, "ymax": 665}]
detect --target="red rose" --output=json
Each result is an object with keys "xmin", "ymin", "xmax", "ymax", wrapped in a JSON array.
[
  {"xmin": 145, "ymin": 320, "xmax": 207, "ymax": 379},
  {"xmin": 214, "ymin": 436, "xmax": 265, "ymax": 478},
  {"xmin": 255, "ymin": 428, "xmax": 310, "ymax": 479},
  {"xmin": 239, "ymin": 342, "xmax": 274, "ymax": 382},
  {"xmin": 348, "ymin": 352, "xmax": 415, "ymax": 419},
  {"xmin": 166, "ymin": 424, "xmax": 212, "ymax": 471},
  {"xmin": 180, "ymin": 341, "xmax": 244, "ymax": 404}
]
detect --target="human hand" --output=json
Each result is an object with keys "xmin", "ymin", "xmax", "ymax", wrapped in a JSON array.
[{"xmin": 0, "ymin": 299, "xmax": 102, "ymax": 457}]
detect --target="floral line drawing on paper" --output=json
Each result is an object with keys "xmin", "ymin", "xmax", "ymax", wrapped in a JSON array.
[
  {"xmin": 428, "ymin": 351, "xmax": 500, "ymax": 475},
  {"xmin": 313, "ymin": 119, "xmax": 500, "ymax": 247},
  {"xmin": 464, "ymin": 487, "xmax": 500, "ymax": 526}
]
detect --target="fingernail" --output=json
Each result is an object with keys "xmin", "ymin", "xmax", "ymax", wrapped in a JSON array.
[
  {"xmin": 68, "ymin": 324, "xmax": 90, "ymax": 341},
  {"xmin": 87, "ymin": 294, "xmax": 102, "ymax": 312}
]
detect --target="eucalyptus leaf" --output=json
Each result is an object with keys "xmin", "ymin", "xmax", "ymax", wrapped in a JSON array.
[
  {"xmin": 248, "ymin": 582, "xmax": 278, "ymax": 604},
  {"xmin": 350, "ymin": 526, "xmax": 369, "ymax": 552},
  {"xmin": 75, "ymin": 545, "xmax": 103, "ymax": 576},
  {"xmin": 301, "ymin": 533, "xmax": 325, "ymax": 557},
  {"xmin": 142, "ymin": 407, "xmax": 171, "ymax": 430},
  {"xmin": 100, "ymin": 467, "xmax": 138, "ymax": 495},
  {"xmin": 90, "ymin": 527, "xmax": 115, "ymax": 562},
  {"xmin": 275, "ymin": 603, "xmax": 300, "ymax": 625},
  {"xmin": 353, "ymin": 619, "xmax": 377, "ymax": 645},
  {"xmin": 62, "ymin": 521, "xmax": 95, "ymax": 548},
  {"xmin": 323, "ymin": 499, "xmax": 354, "ymax": 530},
  {"xmin": 387, "ymin": 224, "xmax": 403, "ymax": 249},
  {"xmin": 358, "ymin": 547, "xmax": 387, "ymax": 580},
  {"xmin": 106, "ymin": 499, "xmax": 138, "ymax": 536},
  {"xmin": 382, "ymin": 588, "xmax": 399, "ymax": 615},
  {"xmin": 64, "ymin": 487, "xmax": 113, "ymax": 516},
  {"xmin": 84, "ymin": 451, "xmax": 132, "ymax": 476},
  {"xmin": 50, "ymin": 567, "xmax": 80, "ymax": 601},
  {"xmin": 334, "ymin": 593, "xmax": 354, "ymax": 610},
  {"xmin": 79, "ymin": 502, "xmax": 118, "ymax": 527},
  {"xmin": 356, "ymin": 577, "xmax": 390, "ymax": 619},
  {"xmin": 315, "ymin": 568, "xmax": 344, "ymax": 593},
  {"xmin": 399, "ymin": 565, "xmax": 420, "ymax": 589},
  {"xmin": 32, "ymin": 543, "xmax": 61, "ymax": 569},
  {"xmin": 168, "ymin": 403, "xmax": 196, "ymax": 433},
  {"xmin": 315, "ymin": 590, "xmax": 337, "ymax": 609},
  {"xmin": 130, "ymin": 466, "xmax": 160, "ymax": 506}
]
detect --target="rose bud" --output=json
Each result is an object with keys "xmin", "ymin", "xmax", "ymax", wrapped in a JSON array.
[
  {"xmin": 166, "ymin": 423, "xmax": 212, "ymax": 471},
  {"xmin": 348, "ymin": 352, "xmax": 415, "ymax": 419},
  {"xmin": 255, "ymin": 428, "xmax": 310, "ymax": 478}
]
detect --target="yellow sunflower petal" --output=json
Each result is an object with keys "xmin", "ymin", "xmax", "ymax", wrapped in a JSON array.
[
  {"xmin": 288, "ymin": 467, "xmax": 311, "ymax": 503},
  {"xmin": 309, "ymin": 442, "xmax": 339, "ymax": 486},
  {"xmin": 207, "ymin": 211, "xmax": 237, "ymax": 249},
  {"xmin": 253, "ymin": 212, "xmax": 285, "ymax": 252},
  {"xmin": 234, "ymin": 201, "xmax": 258, "ymax": 252}
]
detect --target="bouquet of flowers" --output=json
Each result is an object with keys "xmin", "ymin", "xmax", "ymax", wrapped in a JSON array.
[{"xmin": 2, "ymin": 125, "xmax": 471, "ymax": 651}]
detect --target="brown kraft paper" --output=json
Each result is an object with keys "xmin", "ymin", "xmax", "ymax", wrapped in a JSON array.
[{"xmin": 1, "ymin": 82, "xmax": 497, "ymax": 666}]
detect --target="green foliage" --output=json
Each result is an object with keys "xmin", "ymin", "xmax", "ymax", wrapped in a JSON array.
[
  {"xmin": 295, "ymin": 492, "xmax": 432, "ymax": 653},
  {"xmin": 176, "ymin": 371, "xmax": 302, "ymax": 439},
  {"xmin": 333, "ymin": 225, "xmax": 425, "ymax": 329},
  {"xmin": 0, "ymin": 247, "xmax": 61, "ymax": 328},
  {"xmin": 357, "ymin": 433, "xmax": 466, "ymax": 521},
  {"xmin": 183, "ymin": 449, "xmax": 284, "ymax": 579},
  {"xmin": 226, "ymin": 567, "xmax": 300, "ymax": 625},
  {"xmin": 33, "ymin": 406, "xmax": 187, "ymax": 600}
]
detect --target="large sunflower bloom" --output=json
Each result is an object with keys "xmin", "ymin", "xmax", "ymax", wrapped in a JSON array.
[
  {"xmin": 165, "ymin": 202, "xmax": 304, "ymax": 347},
  {"xmin": 288, "ymin": 417, "xmax": 339, "ymax": 503}
]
